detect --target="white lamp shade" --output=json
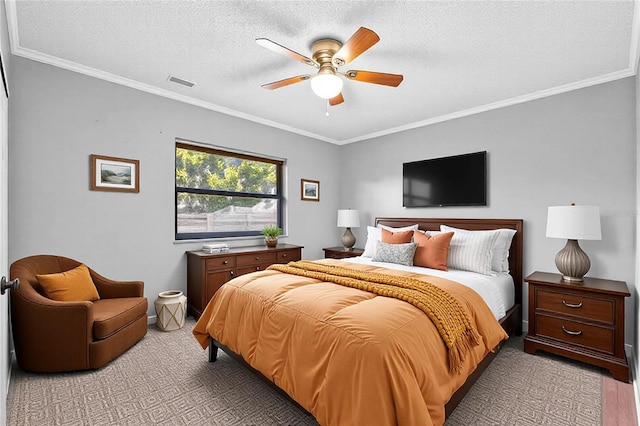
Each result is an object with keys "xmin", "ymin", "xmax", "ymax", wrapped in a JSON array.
[
  {"xmin": 310, "ymin": 74, "xmax": 343, "ymax": 99},
  {"xmin": 546, "ymin": 205, "xmax": 602, "ymax": 240},
  {"xmin": 337, "ymin": 209, "xmax": 360, "ymax": 228}
]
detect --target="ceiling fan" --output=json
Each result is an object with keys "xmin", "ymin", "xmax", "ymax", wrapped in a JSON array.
[{"xmin": 256, "ymin": 27, "xmax": 403, "ymax": 106}]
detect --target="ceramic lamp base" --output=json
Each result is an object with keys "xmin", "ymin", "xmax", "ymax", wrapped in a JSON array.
[
  {"xmin": 555, "ymin": 239, "xmax": 591, "ymax": 282},
  {"xmin": 341, "ymin": 227, "xmax": 356, "ymax": 250}
]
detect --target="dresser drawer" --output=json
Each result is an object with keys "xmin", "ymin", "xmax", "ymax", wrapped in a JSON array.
[
  {"xmin": 277, "ymin": 249, "xmax": 300, "ymax": 263},
  {"xmin": 536, "ymin": 288, "xmax": 614, "ymax": 323},
  {"xmin": 236, "ymin": 262, "xmax": 275, "ymax": 276},
  {"xmin": 236, "ymin": 252, "xmax": 277, "ymax": 267},
  {"xmin": 535, "ymin": 314, "xmax": 614, "ymax": 354},
  {"xmin": 205, "ymin": 256, "xmax": 235, "ymax": 271}
]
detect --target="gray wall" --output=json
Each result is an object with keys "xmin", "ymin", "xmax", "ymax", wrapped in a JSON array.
[
  {"xmin": 340, "ymin": 77, "xmax": 637, "ymax": 343},
  {"xmin": 8, "ymin": 57, "xmax": 342, "ymax": 318},
  {"xmin": 6, "ymin": 55, "xmax": 638, "ymax": 346}
]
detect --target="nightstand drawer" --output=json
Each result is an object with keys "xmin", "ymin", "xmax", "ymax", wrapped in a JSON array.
[
  {"xmin": 205, "ymin": 256, "xmax": 235, "ymax": 270},
  {"xmin": 330, "ymin": 251, "xmax": 358, "ymax": 259},
  {"xmin": 236, "ymin": 252, "xmax": 277, "ymax": 267},
  {"xmin": 536, "ymin": 315, "xmax": 614, "ymax": 354},
  {"xmin": 323, "ymin": 247, "xmax": 364, "ymax": 259},
  {"xmin": 536, "ymin": 289, "xmax": 614, "ymax": 323}
]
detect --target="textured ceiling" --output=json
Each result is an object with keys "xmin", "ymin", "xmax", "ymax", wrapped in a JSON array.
[{"xmin": 6, "ymin": 1, "xmax": 639, "ymax": 145}]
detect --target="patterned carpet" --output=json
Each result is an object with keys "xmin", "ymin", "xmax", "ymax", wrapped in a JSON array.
[
  {"xmin": 445, "ymin": 337, "xmax": 602, "ymax": 425},
  {"xmin": 7, "ymin": 318, "xmax": 602, "ymax": 425}
]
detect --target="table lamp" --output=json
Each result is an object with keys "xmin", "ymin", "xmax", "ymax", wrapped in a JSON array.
[
  {"xmin": 546, "ymin": 204, "xmax": 601, "ymax": 282},
  {"xmin": 337, "ymin": 209, "xmax": 360, "ymax": 250}
]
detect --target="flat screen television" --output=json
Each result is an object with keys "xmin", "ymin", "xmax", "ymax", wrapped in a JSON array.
[{"xmin": 403, "ymin": 151, "xmax": 487, "ymax": 207}]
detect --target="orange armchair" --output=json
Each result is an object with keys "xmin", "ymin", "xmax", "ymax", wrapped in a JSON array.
[{"xmin": 10, "ymin": 255, "xmax": 148, "ymax": 373}]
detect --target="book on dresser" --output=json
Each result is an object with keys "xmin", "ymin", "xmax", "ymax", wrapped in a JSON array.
[
  {"xmin": 202, "ymin": 243, "xmax": 229, "ymax": 254},
  {"xmin": 186, "ymin": 244, "xmax": 303, "ymax": 319}
]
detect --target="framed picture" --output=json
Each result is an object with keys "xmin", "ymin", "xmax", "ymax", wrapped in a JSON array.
[
  {"xmin": 90, "ymin": 154, "xmax": 139, "ymax": 193},
  {"xmin": 301, "ymin": 178, "xmax": 320, "ymax": 202}
]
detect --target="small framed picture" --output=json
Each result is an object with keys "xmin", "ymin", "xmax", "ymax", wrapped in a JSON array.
[
  {"xmin": 90, "ymin": 154, "xmax": 139, "ymax": 193},
  {"xmin": 301, "ymin": 178, "xmax": 320, "ymax": 202}
]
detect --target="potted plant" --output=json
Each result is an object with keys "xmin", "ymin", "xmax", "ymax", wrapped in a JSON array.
[{"xmin": 262, "ymin": 226, "xmax": 282, "ymax": 247}]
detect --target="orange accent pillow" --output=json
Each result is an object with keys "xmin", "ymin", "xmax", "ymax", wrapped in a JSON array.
[
  {"xmin": 36, "ymin": 264, "xmax": 100, "ymax": 302},
  {"xmin": 413, "ymin": 231, "xmax": 454, "ymax": 271},
  {"xmin": 381, "ymin": 228, "xmax": 413, "ymax": 244}
]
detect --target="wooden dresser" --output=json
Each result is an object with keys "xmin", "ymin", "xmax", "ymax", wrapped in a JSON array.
[
  {"xmin": 524, "ymin": 271, "xmax": 630, "ymax": 382},
  {"xmin": 186, "ymin": 244, "xmax": 302, "ymax": 319}
]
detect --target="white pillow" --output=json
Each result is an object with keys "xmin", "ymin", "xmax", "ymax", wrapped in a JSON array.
[
  {"xmin": 492, "ymin": 229, "xmax": 517, "ymax": 273},
  {"xmin": 362, "ymin": 226, "xmax": 381, "ymax": 257},
  {"xmin": 440, "ymin": 225, "xmax": 516, "ymax": 273},
  {"xmin": 440, "ymin": 225, "xmax": 500, "ymax": 275},
  {"xmin": 361, "ymin": 224, "xmax": 419, "ymax": 258}
]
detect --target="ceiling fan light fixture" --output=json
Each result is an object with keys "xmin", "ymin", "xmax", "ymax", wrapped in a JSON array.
[
  {"xmin": 257, "ymin": 28, "xmax": 401, "ymax": 105},
  {"xmin": 310, "ymin": 73, "xmax": 343, "ymax": 99}
]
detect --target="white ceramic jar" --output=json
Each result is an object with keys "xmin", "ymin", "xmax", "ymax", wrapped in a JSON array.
[{"xmin": 154, "ymin": 290, "xmax": 187, "ymax": 331}]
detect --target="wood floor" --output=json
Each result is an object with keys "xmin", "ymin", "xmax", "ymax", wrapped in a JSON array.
[{"xmin": 603, "ymin": 375, "xmax": 638, "ymax": 426}]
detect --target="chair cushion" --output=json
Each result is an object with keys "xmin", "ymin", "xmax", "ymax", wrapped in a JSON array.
[
  {"xmin": 36, "ymin": 264, "xmax": 100, "ymax": 302},
  {"xmin": 92, "ymin": 297, "xmax": 148, "ymax": 340}
]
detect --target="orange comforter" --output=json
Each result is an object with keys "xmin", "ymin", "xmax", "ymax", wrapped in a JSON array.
[{"xmin": 193, "ymin": 259, "xmax": 508, "ymax": 426}]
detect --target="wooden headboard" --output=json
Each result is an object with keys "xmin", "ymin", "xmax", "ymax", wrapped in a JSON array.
[{"xmin": 375, "ymin": 217, "xmax": 524, "ymax": 334}]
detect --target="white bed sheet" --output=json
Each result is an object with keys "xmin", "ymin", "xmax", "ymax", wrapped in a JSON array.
[{"xmin": 340, "ymin": 256, "xmax": 514, "ymax": 320}]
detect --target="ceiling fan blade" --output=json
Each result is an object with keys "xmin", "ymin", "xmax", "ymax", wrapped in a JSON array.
[
  {"xmin": 261, "ymin": 75, "xmax": 311, "ymax": 90},
  {"xmin": 344, "ymin": 70, "xmax": 403, "ymax": 87},
  {"xmin": 329, "ymin": 93, "xmax": 344, "ymax": 106},
  {"xmin": 332, "ymin": 27, "xmax": 380, "ymax": 67},
  {"xmin": 256, "ymin": 38, "xmax": 317, "ymax": 67}
]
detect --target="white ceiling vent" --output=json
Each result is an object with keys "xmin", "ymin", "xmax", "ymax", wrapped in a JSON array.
[{"xmin": 168, "ymin": 75, "xmax": 196, "ymax": 88}]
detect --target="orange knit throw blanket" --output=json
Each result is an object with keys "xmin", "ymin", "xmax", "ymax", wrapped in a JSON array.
[{"xmin": 267, "ymin": 260, "xmax": 481, "ymax": 373}]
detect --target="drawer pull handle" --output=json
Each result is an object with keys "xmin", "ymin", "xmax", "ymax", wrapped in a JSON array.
[
  {"xmin": 562, "ymin": 300, "xmax": 583, "ymax": 309},
  {"xmin": 282, "ymin": 254, "xmax": 287, "ymax": 258},
  {"xmin": 230, "ymin": 271, "xmax": 234, "ymax": 277},
  {"xmin": 255, "ymin": 256, "xmax": 260, "ymax": 260},
  {"xmin": 256, "ymin": 266, "xmax": 261, "ymax": 270},
  {"xmin": 561, "ymin": 325, "xmax": 582, "ymax": 336},
  {"xmin": 223, "ymin": 260, "xmax": 228, "ymax": 265}
]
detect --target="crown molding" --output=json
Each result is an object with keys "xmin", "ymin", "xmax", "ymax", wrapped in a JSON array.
[
  {"xmin": 3, "ymin": 1, "xmax": 336, "ymax": 144},
  {"xmin": 337, "ymin": 69, "xmax": 636, "ymax": 145},
  {"xmin": 10, "ymin": 46, "xmax": 338, "ymax": 144},
  {"xmin": 5, "ymin": 0, "xmax": 638, "ymax": 146}
]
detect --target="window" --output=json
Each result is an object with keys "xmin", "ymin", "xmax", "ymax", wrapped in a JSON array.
[{"xmin": 175, "ymin": 142, "xmax": 283, "ymax": 240}]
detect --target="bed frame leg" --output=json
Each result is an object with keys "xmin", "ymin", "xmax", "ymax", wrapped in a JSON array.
[{"xmin": 208, "ymin": 337, "xmax": 218, "ymax": 362}]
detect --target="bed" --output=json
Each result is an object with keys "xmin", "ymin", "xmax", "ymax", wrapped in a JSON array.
[{"xmin": 193, "ymin": 217, "xmax": 523, "ymax": 425}]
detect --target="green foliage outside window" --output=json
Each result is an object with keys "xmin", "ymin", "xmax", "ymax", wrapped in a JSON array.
[{"xmin": 175, "ymin": 142, "xmax": 283, "ymax": 239}]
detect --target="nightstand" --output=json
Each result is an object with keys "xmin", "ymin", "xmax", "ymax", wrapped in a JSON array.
[
  {"xmin": 524, "ymin": 271, "xmax": 630, "ymax": 382},
  {"xmin": 323, "ymin": 247, "xmax": 364, "ymax": 259}
]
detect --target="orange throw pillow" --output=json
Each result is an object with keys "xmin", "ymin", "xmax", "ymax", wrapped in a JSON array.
[
  {"xmin": 413, "ymin": 231, "xmax": 454, "ymax": 271},
  {"xmin": 381, "ymin": 228, "xmax": 413, "ymax": 244},
  {"xmin": 36, "ymin": 264, "xmax": 100, "ymax": 302}
]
